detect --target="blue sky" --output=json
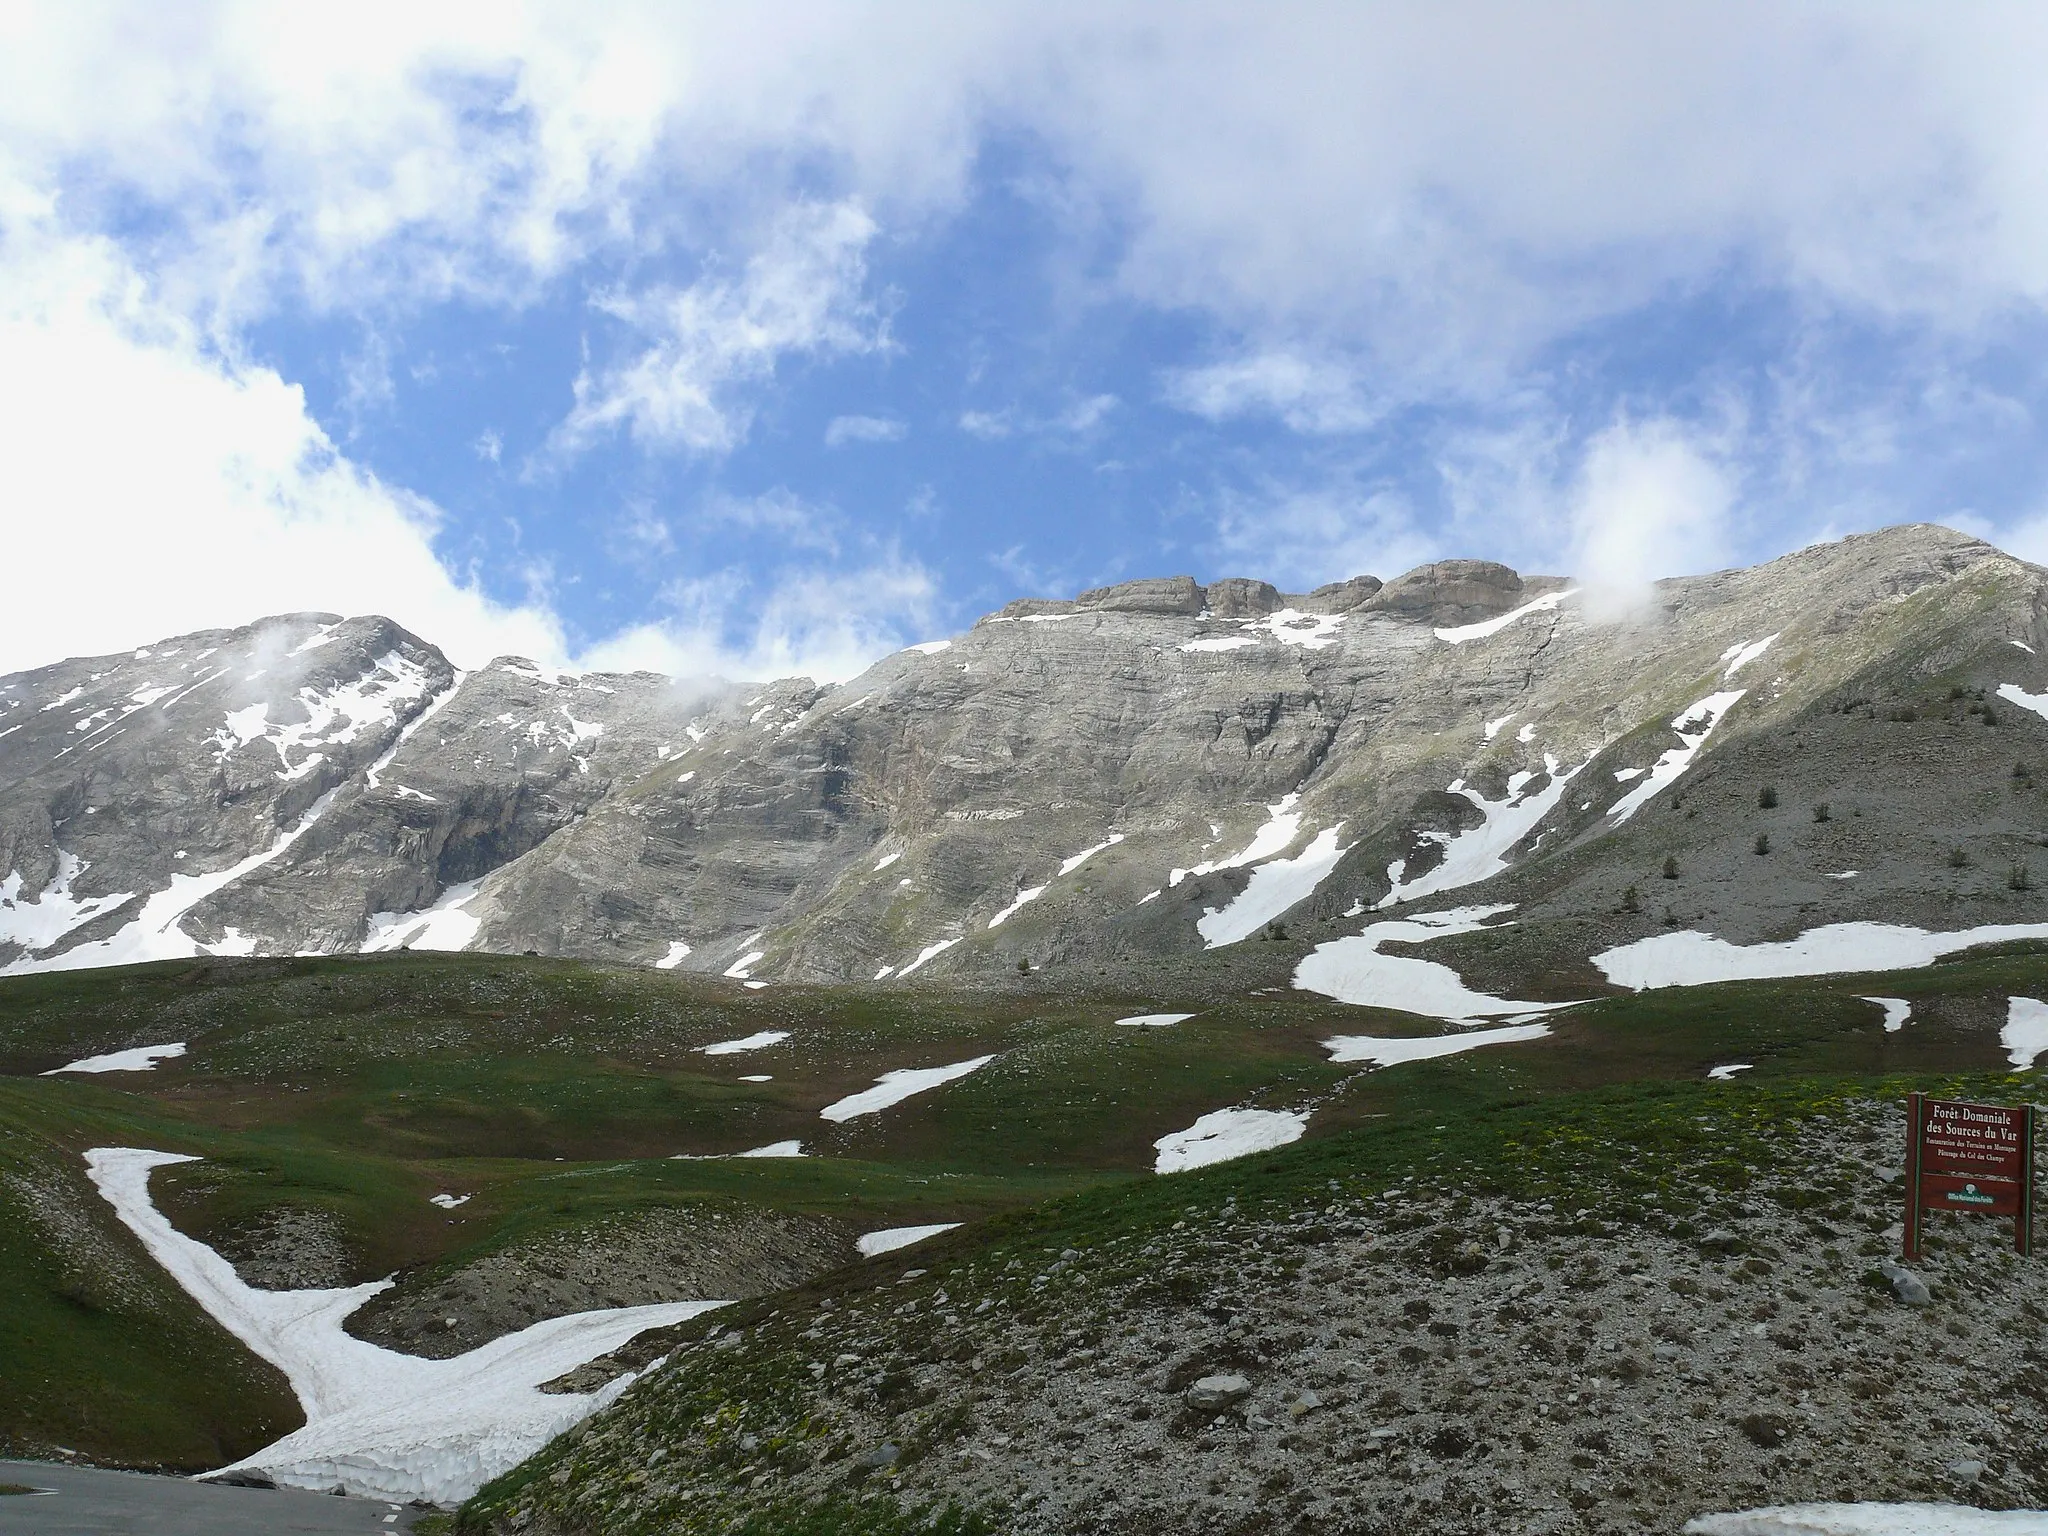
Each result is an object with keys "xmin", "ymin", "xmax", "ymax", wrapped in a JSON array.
[{"xmin": 7, "ymin": 5, "xmax": 2048, "ymax": 680}]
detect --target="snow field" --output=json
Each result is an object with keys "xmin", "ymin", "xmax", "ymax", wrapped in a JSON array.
[
  {"xmin": 1594, "ymin": 921, "xmax": 2048, "ymax": 990},
  {"xmin": 1607, "ymin": 689, "xmax": 1747, "ymax": 826},
  {"xmin": 1116, "ymin": 1012, "xmax": 1195, "ymax": 1028},
  {"xmin": 819, "ymin": 1056, "xmax": 996, "ymax": 1122},
  {"xmin": 857, "ymin": 1224, "xmax": 962, "ymax": 1258},
  {"xmin": 1434, "ymin": 589, "xmax": 1573, "ymax": 644},
  {"xmin": 2003, "ymin": 998, "xmax": 2048, "ymax": 1070},
  {"xmin": 1378, "ymin": 752, "xmax": 1582, "ymax": 908},
  {"xmin": 44, "ymin": 1040, "xmax": 186, "ymax": 1074},
  {"xmin": 700, "ymin": 1030, "xmax": 789, "ymax": 1056},
  {"xmin": 86, "ymin": 1148, "xmax": 721, "ymax": 1505},
  {"xmin": 1198, "ymin": 824, "xmax": 1350, "ymax": 948},
  {"xmin": 1293, "ymin": 905, "xmax": 1577, "ymax": 1024},
  {"xmin": 361, "ymin": 881, "xmax": 483, "ymax": 953},
  {"xmin": 1153, "ymin": 1108, "xmax": 1308, "ymax": 1174},
  {"xmin": 1320, "ymin": 1021, "xmax": 1552, "ymax": 1067},
  {"xmin": 655, "ymin": 941, "xmax": 691, "ymax": 969}
]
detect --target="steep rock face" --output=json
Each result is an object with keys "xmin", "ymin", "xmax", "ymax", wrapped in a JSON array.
[{"xmin": 5, "ymin": 526, "xmax": 2048, "ymax": 988}]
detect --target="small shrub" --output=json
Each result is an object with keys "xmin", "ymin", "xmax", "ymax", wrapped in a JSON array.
[
  {"xmin": 1949, "ymin": 847, "xmax": 1971, "ymax": 868},
  {"xmin": 2014, "ymin": 760, "xmax": 2033, "ymax": 787},
  {"xmin": 1621, "ymin": 885, "xmax": 1640, "ymax": 913},
  {"xmin": 2011, "ymin": 864, "xmax": 2034, "ymax": 892},
  {"xmin": 1758, "ymin": 785, "xmax": 1778, "ymax": 809},
  {"xmin": 1812, "ymin": 802, "xmax": 1830, "ymax": 823},
  {"xmin": 1984, "ymin": 706, "xmax": 2000, "ymax": 726},
  {"xmin": 1016, "ymin": 959, "xmax": 1030, "ymax": 974},
  {"xmin": 1754, "ymin": 833, "xmax": 1770, "ymax": 855},
  {"xmin": 1951, "ymin": 684, "xmax": 1969, "ymax": 701},
  {"xmin": 1661, "ymin": 854, "xmax": 1678, "ymax": 879}
]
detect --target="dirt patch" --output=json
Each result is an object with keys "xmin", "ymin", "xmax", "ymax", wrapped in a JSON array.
[
  {"xmin": 209, "ymin": 1206, "xmax": 356, "ymax": 1290},
  {"xmin": 348, "ymin": 1203, "xmax": 858, "ymax": 1358}
]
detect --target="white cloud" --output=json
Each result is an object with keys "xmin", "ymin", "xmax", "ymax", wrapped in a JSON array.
[
  {"xmin": 824, "ymin": 413, "xmax": 906, "ymax": 446},
  {"xmin": 0, "ymin": 217, "xmax": 567, "ymax": 677},
  {"xmin": 554, "ymin": 200, "xmax": 883, "ymax": 457},
  {"xmin": 1566, "ymin": 418, "xmax": 1736, "ymax": 621},
  {"xmin": 0, "ymin": 214, "xmax": 929, "ymax": 685},
  {"xmin": 582, "ymin": 556, "xmax": 938, "ymax": 685},
  {"xmin": 957, "ymin": 394, "xmax": 1117, "ymax": 441},
  {"xmin": 1162, "ymin": 352, "xmax": 1375, "ymax": 434}
]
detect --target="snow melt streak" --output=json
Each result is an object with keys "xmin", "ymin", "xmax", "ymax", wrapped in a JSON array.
[{"xmin": 85, "ymin": 1148, "xmax": 718, "ymax": 1505}]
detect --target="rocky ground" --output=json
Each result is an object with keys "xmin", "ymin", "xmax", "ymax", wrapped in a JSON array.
[
  {"xmin": 349, "ymin": 1204, "xmax": 858, "ymax": 1359},
  {"xmin": 465, "ymin": 1084, "xmax": 2048, "ymax": 1535}
]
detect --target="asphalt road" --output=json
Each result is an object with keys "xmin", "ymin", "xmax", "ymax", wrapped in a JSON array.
[{"xmin": 0, "ymin": 1461, "xmax": 424, "ymax": 1534}]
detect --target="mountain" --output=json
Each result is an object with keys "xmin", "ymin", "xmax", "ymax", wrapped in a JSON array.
[{"xmin": 6, "ymin": 524, "xmax": 2048, "ymax": 996}]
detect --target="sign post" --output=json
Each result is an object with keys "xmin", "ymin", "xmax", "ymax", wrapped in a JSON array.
[{"xmin": 1903, "ymin": 1093, "xmax": 2035, "ymax": 1259}]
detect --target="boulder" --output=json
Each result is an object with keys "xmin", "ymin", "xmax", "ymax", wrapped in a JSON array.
[{"xmin": 1075, "ymin": 576, "xmax": 1206, "ymax": 616}]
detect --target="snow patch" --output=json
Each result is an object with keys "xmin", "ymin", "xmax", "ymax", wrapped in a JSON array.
[
  {"xmin": 2003, "ymin": 997, "xmax": 2048, "ymax": 1070},
  {"xmin": 1172, "ymin": 796, "xmax": 1301, "ymax": 888},
  {"xmin": 45, "ymin": 1041, "xmax": 186, "ymax": 1075},
  {"xmin": 87, "ymin": 1147, "xmax": 721, "ymax": 1505},
  {"xmin": 1198, "ymin": 824, "xmax": 1351, "ymax": 948},
  {"xmin": 1861, "ymin": 996, "xmax": 1912, "ymax": 1033},
  {"xmin": 1595, "ymin": 921, "xmax": 2048, "ymax": 990},
  {"xmin": 1608, "ymin": 690, "xmax": 1746, "ymax": 826},
  {"xmin": 1179, "ymin": 635, "xmax": 1258, "ymax": 653},
  {"xmin": 738, "ymin": 1141, "xmax": 805, "ymax": 1158},
  {"xmin": 1059, "ymin": 833, "xmax": 1125, "ymax": 876},
  {"xmin": 701, "ymin": 1030, "xmax": 789, "ymax": 1056},
  {"xmin": 857, "ymin": 1224, "xmax": 961, "ymax": 1258},
  {"xmin": 1707, "ymin": 1064, "xmax": 1755, "ymax": 1081},
  {"xmin": 820, "ymin": 1056, "xmax": 996, "ymax": 1122},
  {"xmin": 362, "ymin": 881, "xmax": 483, "ymax": 954},
  {"xmin": 874, "ymin": 852, "xmax": 901, "ymax": 872},
  {"xmin": 1434, "ymin": 590, "xmax": 1572, "ymax": 644},
  {"xmin": 1244, "ymin": 608, "xmax": 1345, "ymax": 649},
  {"xmin": 5, "ymin": 786, "xmax": 348, "ymax": 975},
  {"xmin": 655, "ymin": 942, "xmax": 692, "ymax": 970},
  {"xmin": 1320, "ymin": 1021, "xmax": 1551, "ymax": 1067},
  {"xmin": 1117, "ymin": 1012, "xmax": 1195, "ymax": 1028},
  {"xmin": 0, "ymin": 852, "xmax": 136, "ymax": 958},
  {"xmin": 988, "ymin": 884, "xmax": 1047, "ymax": 928},
  {"xmin": 895, "ymin": 936, "xmax": 960, "ymax": 977},
  {"xmin": 429, "ymin": 1194, "xmax": 470, "ymax": 1209},
  {"xmin": 1719, "ymin": 633, "xmax": 1780, "ymax": 679},
  {"xmin": 1294, "ymin": 906, "xmax": 1579, "ymax": 1024},
  {"xmin": 1379, "ymin": 753, "xmax": 1583, "ymax": 907},
  {"xmin": 1996, "ymin": 683, "xmax": 2048, "ymax": 723},
  {"xmin": 907, "ymin": 640, "xmax": 952, "ymax": 655},
  {"xmin": 1483, "ymin": 712, "xmax": 1517, "ymax": 741},
  {"xmin": 723, "ymin": 950, "xmax": 766, "ymax": 980},
  {"xmin": 1154, "ymin": 1107, "xmax": 1307, "ymax": 1174}
]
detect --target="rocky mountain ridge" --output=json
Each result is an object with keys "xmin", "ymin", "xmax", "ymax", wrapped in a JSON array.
[{"xmin": 6, "ymin": 524, "xmax": 2048, "ymax": 997}]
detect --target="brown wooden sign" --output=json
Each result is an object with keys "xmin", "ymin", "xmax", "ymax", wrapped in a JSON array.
[{"xmin": 1903, "ymin": 1093, "xmax": 2036, "ymax": 1258}]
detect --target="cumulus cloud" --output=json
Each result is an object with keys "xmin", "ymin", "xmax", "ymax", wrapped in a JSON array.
[
  {"xmin": 1566, "ymin": 419, "xmax": 1737, "ymax": 621},
  {"xmin": 0, "ymin": 219, "xmax": 568, "ymax": 676}
]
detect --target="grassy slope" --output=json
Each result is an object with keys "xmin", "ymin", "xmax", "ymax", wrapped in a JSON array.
[{"xmin": 0, "ymin": 946, "xmax": 2044, "ymax": 1475}]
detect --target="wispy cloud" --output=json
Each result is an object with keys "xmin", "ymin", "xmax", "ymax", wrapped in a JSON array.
[
  {"xmin": 1162, "ymin": 352, "xmax": 1375, "ymax": 434},
  {"xmin": 554, "ymin": 201, "xmax": 884, "ymax": 458},
  {"xmin": 824, "ymin": 413, "xmax": 906, "ymax": 446}
]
